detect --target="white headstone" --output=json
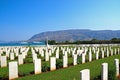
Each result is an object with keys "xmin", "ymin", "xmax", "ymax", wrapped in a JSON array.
[
  {"xmin": 6, "ymin": 51, "xmax": 10, "ymax": 58},
  {"xmin": 56, "ymin": 50, "xmax": 59, "ymax": 59},
  {"xmin": 106, "ymin": 49, "xmax": 109, "ymax": 57},
  {"xmin": 80, "ymin": 69, "xmax": 90, "ymax": 80},
  {"xmin": 64, "ymin": 51, "xmax": 68, "ymax": 57},
  {"xmin": 88, "ymin": 51, "xmax": 92, "ymax": 62},
  {"xmin": 96, "ymin": 51, "xmax": 99, "ymax": 60},
  {"xmin": 41, "ymin": 50, "xmax": 44, "ymax": 57},
  {"xmin": 73, "ymin": 54, "xmax": 77, "ymax": 65},
  {"xmin": 10, "ymin": 53, "xmax": 14, "ymax": 60},
  {"xmin": 101, "ymin": 63, "xmax": 108, "ymax": 80},
  {"xmin": 82, "ymin": 54, "xmax": 85, "ymax": 64},
  {"xmin": 45, "ymin": 49, "xmax": 49, "ymax": 61},
  {"xmin": 111, "ymin": 49, "xmax": 113, "ymax": 56},
  {"xmin": 34, "ymin": 59, "xmax": 41, "ymax": 74},
  {"xmin": 101, "ymin": 50, "xmax": 104, "ymax": 58},
  {"xmin": 114, "ymin": 59, "xmax": 119, "ymax": 76},
  {"xmin": 18, "ymin": 55, "xmax": 23, "ymax": 65},
  {"xmin": 15, "ymin": 48, "xmax": 19, "ymax": 57},
  {"xmin": 22, "ymin": 52, "xmax": 26, "ymax": 59},
  {"xmin": 0, "ymin": 56, "xmax": 7, "ymax": 67},
  {"xmin": 9, "ymin": 61, "xmax": 18, "ymax": 80},
  {"xmin": 32, "ymin": 53, "xmax": 37, "ymax": 61},
  {"xmin": 50, "ymin": 57, "xmax": 56, "ymax": 71},
  {"xmin": 63, "ymin": 55, "xmax": 68, "ymax": 68}
]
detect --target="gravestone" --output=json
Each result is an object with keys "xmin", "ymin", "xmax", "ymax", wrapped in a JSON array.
[
  {"xmin": 114, "ymin": 59, "xmax": 119, "ymax": 76},
  {"xmin": 101, "ymin": 50, "xmax": 104, "ymax": 58},
  {"xmin": 56, "ymin": 50, "xmax": 59, "ymax": 59},
  {"xmin": 18, "ymin": 55, "xmax": 23, "ymax": 65},
  {"xmin": 88, "ymin": 51, "xmax": 92, "ymax": 62},
  {"xmin": 45, "ymin": 49, "xmax": 49, "ymax": 61},
  {"xmin": 82, "ymin": 54, "xmax": 85, "ymax": 64},
  {"xmin": 96, "ymin": 51, "xmax": 99, "ymax": 60},
  {"xmin": 63, "ymin": 55, "xmax": 68, "ymax": 68},
  {"xmin": 73, "ymin": 54, "xmax": 77, "ymax": 65},
  {"xmin": 32, "ymin": 53, "xmax": 37, "ymax": 61},
  {"xmin": 101, "ymin": 63, "xmax": 108, "ymax": 80},
  {"xmin": 106, "ymin": 49, "xmax": 109, "ymax": 57},
  {"xmin": 111, "ymin": 49, "xmax": 113, "ymax": 56},
  {"xmin": 10, "ymin": 53, "xmax": 14, "ymax": 60},
  {"xmin": 34, "ymin": 59, "xmax": 41, "ymax": 74},
  {"xmin": 50, "ymin": 57, "xmax": 56, "ymax": 71},
  {"xmin": 80, "ymin": 69, "xmax": 90, "ymax": 80},
  {"xmin": 9, "ymin": 61, "xmax": 18, "ymax": 80},
  {"xmin": 1, "ymin": 56, "xmax": 7, "ymax": 67}
]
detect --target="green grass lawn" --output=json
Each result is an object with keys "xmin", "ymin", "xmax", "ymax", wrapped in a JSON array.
[{"xmin": 15, "ymin": 54, "xmax": 120, "ymax": 80}]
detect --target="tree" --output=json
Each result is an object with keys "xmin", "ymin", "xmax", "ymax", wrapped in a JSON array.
[
  {"xmin": 48, "ymin": 40, "xmax": 56, "ymax": 45},
  {"xmin": 111, "ymin": 38, "xmax": 118, "ymax": 41}
]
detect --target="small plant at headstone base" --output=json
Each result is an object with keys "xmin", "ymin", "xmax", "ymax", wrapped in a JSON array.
[
  {"xmin": 1, "ymin": 52, "xmax": 6, "ymax": 56},
  {"xmin": 56, "ymin": 59, "xmax": 63, "ymax": 69},
  {"xmin": 24, "ymin": 58, "xmax": 33, "ymax": 63},
  {"xmin": 108, "ymin": 67, "xmax": 116, "ymax": 80},
  {"xmin": 26, "ymin": 53, "xmax": 32, "ymax": 58},
  {"xmin": 99, "ymin": 51, "xmax": 102, "ymax": 59},
  {"xmin": 85, "ymin": 55, "xmax": 89, "ymax": 62},
  {"xmin": 26, "ymin": 48, "xmax": 32, "ymax": 58},
  {"xmin": 0, "ymin": 75, "xmax": 9, "ymax": 80},
  {"xmin": 30, "ymin": 71, "xmax": 34, "ymax": 75},
  {"xmin": 68, "ymin": 58, "xmax": 73, "ymax": 66},
  {"xmin": 68, "ymin": 53, "xmax": 72, "ymax": 58},
  {"xmin": 41, "ymin": 57, "xmax": 45, "ymax": 61},
  {"xmin": 93, "ymin": 74, "xmax": 101, "ymax": 80},
  {"xmin": 37, "ymin": 54, "xmax": 42, "ymax": 58},
  {"xmin": 42, "ymin": 63, "xmax": 50, "ymax": 72},
  {"xmin": 15, "ymin": 56, "xmax": 18, "ymax": 60},
  {"xmin": 59, "ymin": 52, "xmax": 63, "ymax": 59},
  {"xmin": 51, "ymin": 52, "xmax": 55, "ymax": 57},
  {"xmin": 18, "ymin": 72, "xmax": 26, "ymax": 77},
  {"xmin": 92, "ymin": 53, "xmax": 96, "ymax": 61},
  {"xmin": 77, "ymin": 55, "xmax": 82, "ymax": 64},
  {"xmin": 18, "ymin": 71, "xmax": 30, "ymax": 77},
  {"xmin": 104, "ymin": 52, "xmax": 107, "ymax": 57}
]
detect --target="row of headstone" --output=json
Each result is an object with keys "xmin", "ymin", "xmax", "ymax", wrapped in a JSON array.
[
  {"xmin": 9, "ymin": 57, "xmax": 56, "ymax": 79},
  {"xmin": 0, "ymin": 47, "xmax": 29, "ymax": 67},
  {"xmin": 0, "ymin": 45, "xmax": 119, "ymax": 68},
  {"xmin": 5, "ymin": 47, "xmax": 120, "ymax": 79},
  {"xmin": 80, "ymin": 58, "xmax": 119, "ymax": 80},
  {"xmin": 32, "ymin": 46, "xmax": 113, "ymax": 63}
]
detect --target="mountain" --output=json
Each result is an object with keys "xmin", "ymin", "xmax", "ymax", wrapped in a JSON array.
[{"xmin": 28, "ymin": 29, "xmax": 120, "ymax": 42}]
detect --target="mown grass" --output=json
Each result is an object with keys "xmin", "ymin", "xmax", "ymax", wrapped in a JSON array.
[{"xmin": 15, "ymin": 54, "xmax": 120, "ymax": 80}]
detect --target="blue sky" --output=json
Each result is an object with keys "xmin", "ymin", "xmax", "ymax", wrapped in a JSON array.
[{"xmin": 0, "ymin": 0, "xmax": 120, "ymax": 41}]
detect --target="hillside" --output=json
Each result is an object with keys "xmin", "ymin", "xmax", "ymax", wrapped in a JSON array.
[{"xmin": 28, "ymin": 29, "xmax": 120, "ymax": 42}]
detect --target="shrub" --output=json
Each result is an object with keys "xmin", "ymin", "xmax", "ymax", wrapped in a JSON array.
[
  {"xmin": 18, "ymin": 72, "xmax": 30, "ymax": 77},
  {"xmin": 108, "ymin": 67, "xmax": 116, "ymax": 80},
  {"xmin": 93, "ymin": 74, "xmax": 101, "ymax": 80},
  {"xmin": 56, "ymin": 59, "xmax": 63, "ymax": 69},
  {"xmin": 77, "ymin": 55, "xmax": 82, "ymax": 64},
  {"xmin": 59, "ymin": 52, "xmax": 63, "ymax": 59},
  {"xmin": 42, "ymin": 63, "xmax": 50, "ymax": 72},
  {"xmin": 24, "ymin": 58, "xmax": 33, "ymax": 63}
]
